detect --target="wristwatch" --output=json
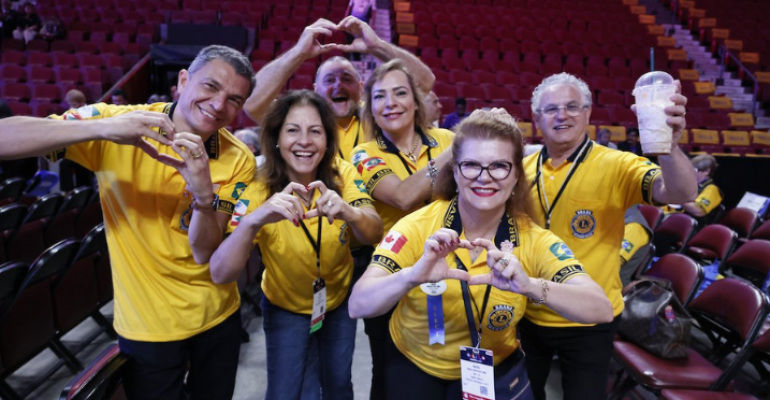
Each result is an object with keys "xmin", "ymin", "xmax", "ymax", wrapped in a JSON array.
[{"xmin": 190, "ymin": 194, "xmax": 219, "ymax": 213}]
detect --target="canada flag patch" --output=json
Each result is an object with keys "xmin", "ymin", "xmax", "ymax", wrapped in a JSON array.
[{"xmin": 379, "ymin": 231, "xmax": 408, "ymax": 254}]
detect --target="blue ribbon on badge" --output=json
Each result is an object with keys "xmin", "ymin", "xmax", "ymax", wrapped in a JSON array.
[{"xmin": 428, "ymin": 295, "xmax": 445, "ymax": 345}]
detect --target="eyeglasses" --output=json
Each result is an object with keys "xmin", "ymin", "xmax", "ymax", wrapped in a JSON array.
[
  {"xmin": 458, "ymin": 161, "xmax": 513, "ymax": 180},
  {"xmin": 537, "ymin": 103, "xmax": 589, "ymax": 117}
]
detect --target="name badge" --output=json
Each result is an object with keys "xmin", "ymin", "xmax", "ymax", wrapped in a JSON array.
[
  {"xmin": 310, "ymin": 277, "xmax": 326, "ymax": 333},
  {"xmin": 460, "ymin": 346, "xmax": 496, "ymax": 400},
  {"xmin": 420, "ymin": 281, "xmax": 447, "ymax": 296}
]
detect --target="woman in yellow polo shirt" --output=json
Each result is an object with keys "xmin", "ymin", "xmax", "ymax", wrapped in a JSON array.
[
  {"xmin": 349, "ymin": 59, "xmax": 454, "ymax": 397},
  {"xmin": 209, "ymin": 90, "xmax": 382, "ymax": 400},
  {"xmin": 349, "ymin": 110, "xmax": 613, "ymax": 400}
]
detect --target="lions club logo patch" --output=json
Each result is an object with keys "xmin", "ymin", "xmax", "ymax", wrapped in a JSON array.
[
  {"xmin": 487, "ymin": 305, "xmax": 514, "ymax": 331},
  {"xmin": 571, "ymin": 209, "xmax": 596, "ymax": 239}
]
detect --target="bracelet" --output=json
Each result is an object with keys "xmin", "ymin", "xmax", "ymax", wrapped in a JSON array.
[
  {"xmin": 529, "ymin": 278, "xmax": 549, "ymax": 306},
  {"xmin": 426, "ymin": 159, "xmax": 438, "ymax": 187},
  {"xmin": 190, "ymin": 194, "xmax": 219, "ymax": 213}
]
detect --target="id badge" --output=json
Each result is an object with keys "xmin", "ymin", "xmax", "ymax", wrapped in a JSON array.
[
  {"xmin": 460, "ymin": 346, "xmax": 496, "ymax": 400},
  {"xmin": 310, "ymin": 277, "xmax": 326, "ymax": 333}
]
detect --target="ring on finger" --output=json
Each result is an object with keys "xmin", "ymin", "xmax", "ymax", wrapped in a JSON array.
[
  {"xmin": 498, "ymin": 257, "xmax": 510, "ymax": 267},
  {"xmin": 326, "ymin": 200, "xmax": 333, "ymax": 208},
  {"xmin": 191, "ymin": 151, "xmax": 204, "ymax": 159}
]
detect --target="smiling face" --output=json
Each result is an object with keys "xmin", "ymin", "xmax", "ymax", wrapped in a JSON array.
[
  {"xmin": 175, "ymin": 59, "xmax": 250, "ymax": 136},
  {"xmin": 371, "ymin": 70, "xmax": 418, "ymax": 137},
  {"xmin": 535, "ymin": 83, "xmax": 592, "ymax": 149},
  {"xmin": 454, "ymin": 138, "xmax": 517, "ymax": 213},
  {"xmin": 314, "ymin": 59, "xmax": 362, "ymax": 120},
  {"xmin": 278, "ymin": 104, "xmax": 328, "ymax": 184}
]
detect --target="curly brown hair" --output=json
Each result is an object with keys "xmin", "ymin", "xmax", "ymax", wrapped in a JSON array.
[
  {"xmin": 433, "ymin": 110, "xmax": 536, "ymax": 222},
  {"xmin": 258, "ymin": 90, "xmax": 340, "ymax": 197}
]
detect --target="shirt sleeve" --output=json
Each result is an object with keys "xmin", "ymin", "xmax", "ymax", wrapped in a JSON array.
[
  {"xmin": 226, "ymin": 181, "xmax": 266, "ymax": 238},
  {"xmin": 620, "ymin": 223, "xmax": 650, "ymax": 263},
  {"xmin": 215, "ymin": 155, "xmax": 257, "ymax": 216},
  {"xmin": 526, "ymin": 228, "xmax": 587, "ymax": 284},
  {"xmin": 614, "ymin": 152, "xmax": 663, "ymax": 207},
  {"xmin": 695, "ymin": 185, "xmax": 722, "ymax": 215},
  {"xmin": 337, "ymin": 159, "xmax": 374, "ymax": 209},
  {"xmin": 370, "ymin": 216, "xmax": 425, "ymax": 274},
  {"xmin": 349, "ymin": 145, "xmax": 395, "ymax": 196},
  {"xmin": 45, "ymin": 104, "xmax": 112, "ymax": 171}
]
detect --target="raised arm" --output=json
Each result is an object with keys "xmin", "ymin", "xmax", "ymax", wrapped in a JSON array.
[
  {"xmin": 0, "ymin": 111, "xmax": 174, "ymax": 159},
  {"xmin": 469, "ymin": 239, "xmax": 614, "ymax": 325},
  {"xmin": 305, "ymin": 180, "xmax": 383, "ymax": 244},
  {"xmin": 210, "ymin": 183, "xmax": 306, "ymax": 284},
  {"xmin": 349, "ymin": 228, "xmax": 471, "ymax": 318},
  {"xmin": 646, "ymin": 82, "xmax": 698, "ymax": 204},
  {"xmin": 243, "ymin": 19, "xmax": 339, "ymax": 123},
  {"xmin": 370, "ymin": 147, "xmax": 451, "ymax": 211},
  {"xmin": 336, "ymin": 16, "xmax": 435, "ymax": 94}
]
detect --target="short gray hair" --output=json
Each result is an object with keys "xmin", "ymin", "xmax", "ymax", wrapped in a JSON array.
[
  {"xmin": 188, "ymin": 45, "xmax": 256, "ymax": 94},
  {"xmin": 234, "ymin": 128, "xmax": 259, "ymax": 147},
  {"xmin": 315, "ymin": 56, "xmax": 362, "ymax": 83},
  {"xmin": 531, "ymin": 73, "xmax": 593, "ymax": 116}
]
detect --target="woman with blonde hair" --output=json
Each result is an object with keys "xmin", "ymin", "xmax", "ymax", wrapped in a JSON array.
[{"xmin": 350, "ymin": 109, "xmax": 613, "ymax": 400}]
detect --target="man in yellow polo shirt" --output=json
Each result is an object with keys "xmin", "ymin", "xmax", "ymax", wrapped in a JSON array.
[
  {"xmin": 242, "ymin": 16, "xmax": 435, "ymax": 162},
  {"xmin": 0, "ymin": 45, "xmax": 256, "ymax": 400},
  {"xmin": 620, "ymin": 205, "xmax": 653, "ymax": 286},
  {"xmin": 521, "ymin": 73, "xmax": 697, "ymax": 400}
]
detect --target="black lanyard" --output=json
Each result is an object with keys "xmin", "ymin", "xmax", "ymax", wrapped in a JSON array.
[
  {"xmin": 457, "ymin": 256, "xmax": 492, "ymax": 348},
  {"xmin": 338, "ymin": 122, "xmax": 361, "ymax": 159},
  {"xmin": 532, "ymin": 140, "xmax": 592, "ymax": 229},
  {"xmin": 299, "ymin": 216, "xmax": 323, "ymax": 278}
]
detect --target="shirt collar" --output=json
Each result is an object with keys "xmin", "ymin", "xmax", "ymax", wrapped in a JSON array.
[
  {"xmin": 375, "ymin": 127, "xmax": 438, "ymax": 153},
  {"xmin": 442, "ymin": 197, "xmax": 520, "ymax": 247},
  {"xmin": 163, "ymin": 102, "xmax": 221, "ymax": 160},
  {"xmin": 540, "ymin": 134, "xmax": 591, "ymax": 163}
]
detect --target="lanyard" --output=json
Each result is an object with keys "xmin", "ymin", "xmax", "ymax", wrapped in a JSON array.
[
  {"xmin": 456, "ymin": 256, "xmax": 492, "ymax": 348},
  {"xmin": 533, "ymin": 140, "xmax": 591, "ymax": 229},
  {"xmin": 299, "ymin": 216, "xmax": 323, "ymax": 278},
  {"xmin": 338, "ymin": 121, "xmax": 361, "ymax": 159}
]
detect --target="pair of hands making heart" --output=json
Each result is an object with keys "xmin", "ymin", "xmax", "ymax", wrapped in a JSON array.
[
  {"xmin": 98, "ymin": 111, "xmax": 215, "ymax": 202},
  {"xmin": 295, "ymin": 16, "xmax": 385, "ymax": 59},
  {"xmin": 409, "ymin": 228, "xmax": 532, "ymax": 294},
  {"xmin": 245, "ymin": 181, "xmax": 353, "ymax": 228}
]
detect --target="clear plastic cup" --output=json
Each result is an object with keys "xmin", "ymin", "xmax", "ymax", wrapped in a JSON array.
[{"xmin": 632, "ymin": 71, "xmax": 677, "ymax": 156}]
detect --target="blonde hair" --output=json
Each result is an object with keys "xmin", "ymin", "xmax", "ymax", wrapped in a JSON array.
[
  {"xmin": 361, "ymin": 59, "xmax": 428, "ymax": 141},
  {"xmin": 434, "ymin": 110, "xmax": 536, "ymax": 221}
]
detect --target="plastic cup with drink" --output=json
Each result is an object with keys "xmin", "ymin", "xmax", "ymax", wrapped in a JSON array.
[{"xmin": 632, "ymin": 71, "xmax": 677, "ymax": 156}]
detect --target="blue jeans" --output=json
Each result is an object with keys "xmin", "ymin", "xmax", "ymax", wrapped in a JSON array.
[{"xmin": 262, "ymin": 294, "xmax": 356, "ymax": 400}]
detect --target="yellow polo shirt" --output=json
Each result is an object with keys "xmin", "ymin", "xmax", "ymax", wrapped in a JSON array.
[
  {"xmin": 523, "ymin": 138, "xmax": 661, "ymax": 327},
  {"xmin": 350, "ymin": 128, "xmax": 454, "ymax": 232},
  {"xmin": 371, "ymin": 198, "xmax": 586, "ymax": 380},
  {"xmin": 621, "ymin": 223, "xmax": 650, "ymax": 263},
  {"xmin": 47, "ymin": 102, "xmax": 256, "ymax": 341},
  {"xmin": 229, "ymin": 159, "xmax": 373, "ymax": 314},
  {"xmin": 337, "ymin": 115, "xmax": 364, "ymax": 162},
  {"xmin": 694, "ymin": 179, "xmax": 722, "ymax": 215}
]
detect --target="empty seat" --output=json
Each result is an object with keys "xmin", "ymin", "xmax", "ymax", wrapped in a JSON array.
[
  {"xmin": 684, "ymin": 224, "xmax": 737, "ymax": 264},
  {"xmin": 59, "ymin": 344, "xmax": 128, "ymax": 400},
  {"xmin": 721, "ymin": 239, "xmax": 770, "ymax": 291},
  {"xmin": 717, "ymin": 207, "xmax": 759, "ymax": 239},
  {"xmin": 609, "ymin": 279, "xmax": 769, "ymax": 400},
  {"xmin": 0, "ymin": 240, "xmax": 84, "ymax": 400},
  {"xmin": 653, "ymin": 213, "xmax": 697, "ymax": 256}
]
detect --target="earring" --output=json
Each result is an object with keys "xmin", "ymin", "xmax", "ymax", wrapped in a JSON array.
[
  {"xmin": 275, "ymin": 145, "xmax": 279, "ymax": 149},
  {"xmin": 511, "ymin": 189, "xmax": 515, "ymax": 196}
]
